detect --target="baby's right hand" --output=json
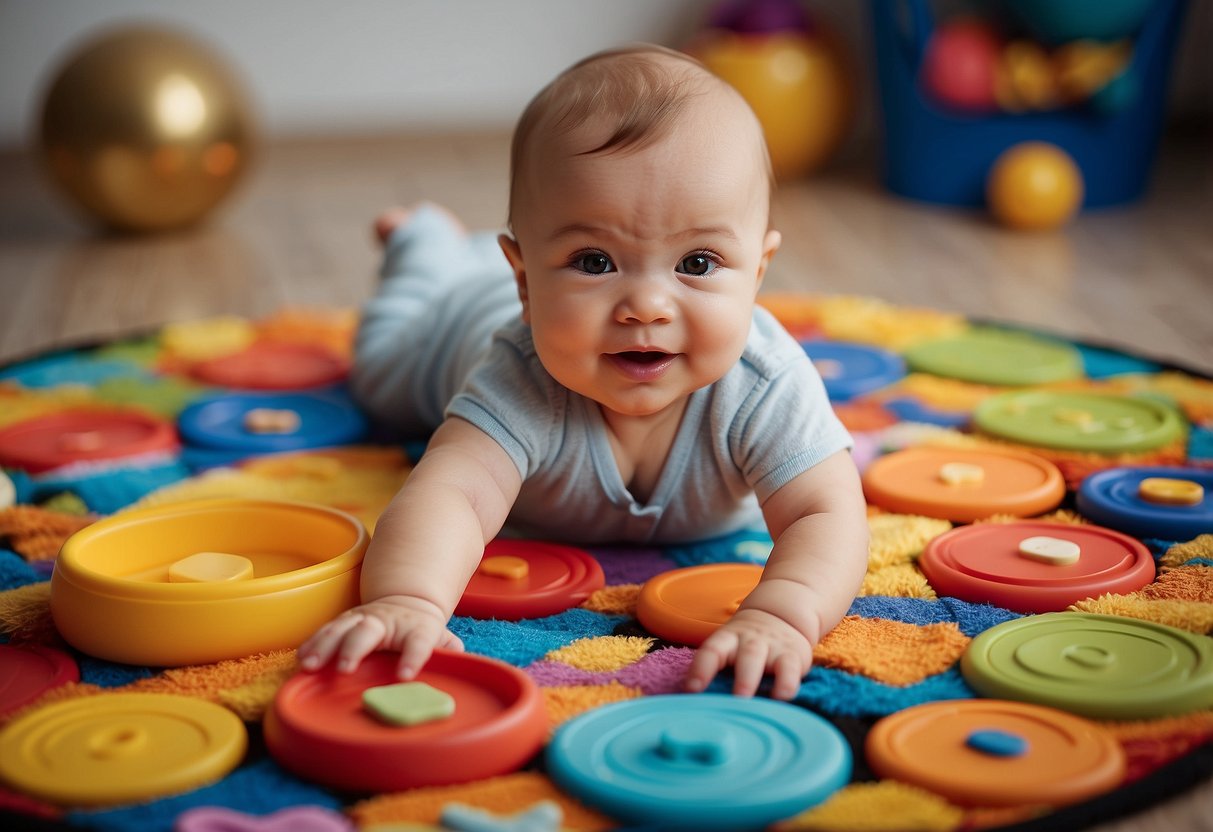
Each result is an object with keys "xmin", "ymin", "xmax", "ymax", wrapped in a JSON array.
[{"xmin": 297, "ymin": 595, "xmax": 464, "ymax": 679}]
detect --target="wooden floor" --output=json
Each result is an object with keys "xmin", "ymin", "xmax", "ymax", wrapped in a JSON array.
[{"xmin": 1, "ymin": 132, "xmax": 1211, "ymax": 830}]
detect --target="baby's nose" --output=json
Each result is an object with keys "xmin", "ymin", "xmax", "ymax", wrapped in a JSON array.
[{"xmin": 616, "ymin": 277, "xmax": 675, "ymax": 324}]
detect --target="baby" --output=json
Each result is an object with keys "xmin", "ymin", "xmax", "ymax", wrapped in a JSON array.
[{"xmin": 298, "ymin": 44, "xmax": 869, "ymax": 700}]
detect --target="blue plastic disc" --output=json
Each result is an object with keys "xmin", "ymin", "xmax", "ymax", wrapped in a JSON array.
[
  {"xmin": 546, "ymin": 694, "xmax": 851, "ymax": 830},
  {"xmin": 883, "ymin": 397, "xmax": 971, "ymax": 428},
  {"xmin": 1077, "ymin": 466, "xmax": 1213, "ymax": 542},
  {"xmin": 799, "ymin": 340, "xmax": 905, "ymax": 402},
  {"xmin": 177, "ymin": 390, "xmax": 367, "ymax": 454}
]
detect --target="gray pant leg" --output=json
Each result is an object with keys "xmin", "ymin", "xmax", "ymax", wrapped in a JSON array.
[{"xmin": 350, "ymin": 205, "xmax": 519, "ymax": 436}]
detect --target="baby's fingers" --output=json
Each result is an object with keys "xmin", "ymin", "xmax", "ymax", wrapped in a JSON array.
[
  {"xmin": 684, "ymin": 631, "xmax": 738, "ymax": 693},
  {"xmin": 731, "ymin": 638, "xmax": 771, "ymax": 698},
  {"xmin": 333, "ymin": 615, "xmax": 388, "ymax": 673},
  {"xmin": 396, "ymin": 626, "xmax": 443, "ymax": 681},
  {"xmin": 770, "ymin": 652, "xmax": 807, "ymax": 701},
  {"xmin": 298, "ymin": 613, "xmax": 365, "ymax": 671}
]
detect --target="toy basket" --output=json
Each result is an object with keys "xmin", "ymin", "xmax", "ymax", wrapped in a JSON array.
[{"xmin": 870, "ymin": 0, "xmax": 1187, "ymax": 208}]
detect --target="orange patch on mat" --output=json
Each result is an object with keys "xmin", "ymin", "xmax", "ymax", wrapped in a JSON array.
[{"xmin": 815, "ymin": 616, "xmax": 970, "ymax": 686}]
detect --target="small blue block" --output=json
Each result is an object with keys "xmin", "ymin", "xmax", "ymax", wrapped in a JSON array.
[{"xmin": 966, "ymin": 729, "xmax": 1028, "ymax": 757}]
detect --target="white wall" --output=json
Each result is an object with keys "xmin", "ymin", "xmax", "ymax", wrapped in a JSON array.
[
  {"xmin": 1, "ymin": 0, "xmax": 1208, "ymax": 151},
  {"xmin": 0, "ymin": 0, "xmax": 709, "ymax": 148}
]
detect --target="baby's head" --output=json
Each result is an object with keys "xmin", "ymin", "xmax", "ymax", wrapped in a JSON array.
[
  {"xmin": 499, "ymin": 45, "xmax": 781, "ymax": 419},
  {"xmin": 506, "ymin": 44, "xmax": 773, "ymax": 230}
]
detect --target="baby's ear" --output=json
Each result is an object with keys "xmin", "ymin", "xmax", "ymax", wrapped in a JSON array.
[
  {"xmin": 756, "ymin": 229, "xmax": 782, "ymax": 288},
  {"xmin": 498, "ymin": 234, "xmax": 530, "ymax": 324}
]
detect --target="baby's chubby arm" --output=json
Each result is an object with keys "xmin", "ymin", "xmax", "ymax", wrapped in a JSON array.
[
  {"xmin": 298, "ymin": 417, "xmax": 522, "ymax": 679},
  {"xmin": 684, "ymin": 449, "xmax": 869, "ymax": 700}
]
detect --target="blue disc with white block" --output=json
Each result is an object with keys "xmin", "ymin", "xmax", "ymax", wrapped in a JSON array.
[
  {"xmin": 546, "ymin": 693, "xmax": 850, "ymax": 831},
  {"xmin": 178, "ymin": 390, "xmax": 367, "ymax": 454},
  {"xmin": 800, "ymin": 340, "xmax": 906, "ymax": 402}
]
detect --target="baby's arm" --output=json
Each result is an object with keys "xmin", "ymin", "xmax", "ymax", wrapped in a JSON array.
[
  {"xmin": 684, "ymin": 449, "xmax": 869, "ymax": 700},
  {"xmin": 298, "ymin": 417, "xmax": 522, "ymax": 678}
]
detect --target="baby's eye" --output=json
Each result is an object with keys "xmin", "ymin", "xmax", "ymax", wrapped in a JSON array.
[
  {"xmin": 572, "ymin": 251, "xmax": 614, "ymax": 274},
  {"xmin": 677, "ymin": 252, "xmax": 719, "ymax": 277}
]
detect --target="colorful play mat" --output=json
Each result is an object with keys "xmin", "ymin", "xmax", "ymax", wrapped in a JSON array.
[{"xmin": 1, "ymin": 297, "xmax": 1211, "ymax": 832}]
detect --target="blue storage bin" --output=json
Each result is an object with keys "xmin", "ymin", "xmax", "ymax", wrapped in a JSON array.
[{"xmin": 870, "ymin": 0, "xmax": 1187, "ymax": 208}]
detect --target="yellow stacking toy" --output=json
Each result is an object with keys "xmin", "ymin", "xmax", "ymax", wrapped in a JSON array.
[{"xmin": 51, "ymin": 498, "xmax": 367, "ymax": 666}]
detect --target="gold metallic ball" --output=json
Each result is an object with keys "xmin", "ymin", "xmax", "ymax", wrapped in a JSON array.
[{"xmin": 38, "ymin": 26, "xmax": 254, "ymax": 233}]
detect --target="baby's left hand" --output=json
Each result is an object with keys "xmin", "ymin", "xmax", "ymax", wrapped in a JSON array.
[{"xmin": 683, "ymin": 609, "xmax": 813, "ymax": 700}]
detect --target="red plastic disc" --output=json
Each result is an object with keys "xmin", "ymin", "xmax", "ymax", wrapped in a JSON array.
[
  {"xmin": 263, "ymin": 649, "xmax": 547, "ymax": 791},
  {"xmin": 919, "ymin": 521, "xmax": 1155, "ymax": 613},
  {"xmin": 190, "ymin": 342, "xmax": 349, "ymax": 390},
  {"xmin": 0, "ymin": 644, "xmax": 80, "ymax": 715},
  {"xmin": 455, "ymin": 539, "xmax": 605, "ymax": 620},
  {"xmin": 0, "ymin": 409, "xmax": 179, "ymax": 473}
]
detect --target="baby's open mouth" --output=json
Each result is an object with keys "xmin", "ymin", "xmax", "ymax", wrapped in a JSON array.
[{"xmin": 616, "ymin": 351, "xmax": 671, "ymax": 364}]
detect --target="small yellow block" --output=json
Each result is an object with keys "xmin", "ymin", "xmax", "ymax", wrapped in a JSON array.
[
  {"xmin": 939, "ymin": 462, "xmax": 985, "ymax": 486},
  {"xmin": 243, "ymin": 408, "xmax": 301, "ymax": 434},
  {"xmin": 168, "ymin": 552, "xmax": 255, "ymax": 583},
  {"xmin": 479, "ymin": 555, "xmax": 529, "ymax": 580},
  {"xmin": 1017, "ymin": 536, "xmax": 1081, "ymax": 566},
  {"xmin": 1138, "ymin": 477, "xmax": 1204, "ymax": 506},
  {"xmin": 1054, "ymin": 408, "xmax": 1094, "ymax": 426}
]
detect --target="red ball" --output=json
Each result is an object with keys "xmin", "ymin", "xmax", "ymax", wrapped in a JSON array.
[{"xmin": 921, "ymin": 19, "xmax": 1002, "ymax": 113}]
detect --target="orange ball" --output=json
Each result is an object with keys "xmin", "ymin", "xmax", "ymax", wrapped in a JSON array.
[{"xmin": 986, "ymin": 142, "xmax": 1084, "ymax": 230}]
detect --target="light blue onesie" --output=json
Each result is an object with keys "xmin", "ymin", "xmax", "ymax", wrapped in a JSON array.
[{"xmin": 352, "ymin": 205, "xmax": 852, "ymax": 544}]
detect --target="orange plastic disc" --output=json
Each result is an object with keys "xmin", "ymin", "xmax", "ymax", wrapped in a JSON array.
[
  {"xmin": 264, "ymin": 649, "xmax": 547, "ymax": 792},
  {"xmin": 920, "ymin": 521, "xmax": 1155, "ymax": 613},
  {"xmin": 862, "ymin": 446, "xmax": 1065, "ymax": 522},
  {"xmin": 637, "ymin": 563, "xmax": 764, "ymax": 646},
  {"xmin": 866, "ymin": 699, "xmax": 1125, "ymax": 807},
  {"xmin": 455, "ymin": 539, "xmax": 605, "ymax": 621}
]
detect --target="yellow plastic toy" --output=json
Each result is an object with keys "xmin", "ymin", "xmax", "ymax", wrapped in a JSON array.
[
  {"xmin": 51, "ymin": 498, "xmax": 367, "ymax": 666},
  {"xmin": 986, "ymin": 141, "xmax": 1084, "ymax": 230},
  {"xmin": 692, "ymin": 31, "xmax": 853, "ymax": 179}
]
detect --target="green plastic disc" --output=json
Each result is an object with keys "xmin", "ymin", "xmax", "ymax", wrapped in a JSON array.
[
  {"xmin": 904, "ymin": 329, "xmax": 1082, "ymax": 386},
  {"xmin": 961, "ymin": 612, "xmax": 1213, "ymax": 719},
  {"xmin": 973, "ymin": 391, "xmax": 1185, "ymax": 453}
]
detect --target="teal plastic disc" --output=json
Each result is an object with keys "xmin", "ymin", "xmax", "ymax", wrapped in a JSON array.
[{"xmin": 546, "ymin": 694, "xmax": 851, "ymax": 830}]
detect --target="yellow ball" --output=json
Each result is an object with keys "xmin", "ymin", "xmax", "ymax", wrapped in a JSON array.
[
  {"xmin": 38, "ymin": 26, "xmax": 254, "ymax": 233},
  {"xmin": 986, "ymin": 142, "xmax": 1083, "ymax": 230},
  {"xmin": 693, "ymin": 31, "xmax": 853, "ymax": 180}
]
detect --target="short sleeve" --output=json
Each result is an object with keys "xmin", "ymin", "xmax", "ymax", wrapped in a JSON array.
[
  {"xmin": 445, "ymin": 324, "xmax": 563, "ymax": 479},
  {"xmin": 728, "ymin": 320, "xmax": 853, "ymax": 504}
]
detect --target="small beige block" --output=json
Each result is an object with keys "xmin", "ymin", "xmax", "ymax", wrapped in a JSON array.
[
  {"xmin": 1138, "ymin": 477, "xmax": 1204, "ymax": 506},
  {"xmin": 1017, "ymin": 536, "xmax": 1080, "ymax": 566},
  {"xmin": 939, "ymin": 462, "xmax": 985, "ymax": 486},
  {"xmin": 0, "ymin": 471, "xmax": 14, "ymax": 510},
  {"xmin": 813, "ymin": 358, "xmax": 844, "ymax": 379},
  {"xmin": 168, "ymin": 552, "xmax": 255, "ymax": 583},
  {"xmin": 479, "ymin": 555, "xmax": 529, "ymax": 580},
  {"xmin": 243, "ymin": 408, "xmax": 301, "ymax": 434}
]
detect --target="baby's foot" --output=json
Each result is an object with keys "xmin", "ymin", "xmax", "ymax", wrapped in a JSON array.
[{"xmin": 373, "ymin": 203, "xmax": 466, "ymax": 246}]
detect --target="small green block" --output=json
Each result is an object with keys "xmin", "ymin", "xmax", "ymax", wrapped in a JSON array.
[{"xmin": 362, "ymin": 681, "xmax": 455, "ymax": 727}]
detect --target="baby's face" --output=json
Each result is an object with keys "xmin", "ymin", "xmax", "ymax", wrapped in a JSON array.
[{"xmin": 501, "ymin": 85, "xmax": 779, "ymax": 421}]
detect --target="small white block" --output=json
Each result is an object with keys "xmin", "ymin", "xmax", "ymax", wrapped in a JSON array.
[
  {"xmin": 1017, "ymin": 536, "xmax": 1080, "ymax": 566},
  {"xmin": 939, "ymin": 462, "xmax": 985, "ymax": 486}
]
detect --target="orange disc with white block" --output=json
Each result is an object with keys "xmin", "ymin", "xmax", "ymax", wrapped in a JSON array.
[
  {"xmin": 454, "ymin": 539, "xmax": 604, "ymax": 621},
  {"xmin": 919, "ymin": 521, "xmax": 1154, "ymax": 613},
  {"xmin": 637, "ymin": 563, "xmax": 764, "ymax": 646},
  {"xmin": 862, "ymin": 446, "xmax": 1065, "ymax": 522}
]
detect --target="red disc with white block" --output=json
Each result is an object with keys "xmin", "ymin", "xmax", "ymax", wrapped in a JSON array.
[
  {"xmin": 454, "ymin": 539, "xmax": 605, "ymax": 620},
  {"xmin": 919, "ymin": 520, "xmax": 1154, "ymax": 613}
]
